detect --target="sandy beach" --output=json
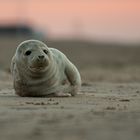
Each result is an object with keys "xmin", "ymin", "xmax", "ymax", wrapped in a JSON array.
[{"xmin": 0, "ymin": 39, "xmax": 140, "ymax": 140}]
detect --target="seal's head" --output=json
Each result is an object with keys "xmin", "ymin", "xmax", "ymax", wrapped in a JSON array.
[{"xmin": 15, "ymin": 40, "xmax": 51, "ymax": 74}]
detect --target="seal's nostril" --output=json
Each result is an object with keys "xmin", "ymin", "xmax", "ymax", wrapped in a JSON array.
[{"xmin": 38, "ymin": 55, "xmax": 44, "ymax": 59}]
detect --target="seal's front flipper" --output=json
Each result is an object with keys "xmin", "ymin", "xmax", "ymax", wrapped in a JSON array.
[
  {"xmin": 47, "ymin": 92, "xmax": 71, "ymax": 97},
  {"xmin": 64, "ymin": 59, "xmax": 81, "ymax": 96}
]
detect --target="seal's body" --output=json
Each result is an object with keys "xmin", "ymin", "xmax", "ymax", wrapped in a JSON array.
[{"xmin": 11, "ymin": 40, "xmax": 81, "ymax": 97}]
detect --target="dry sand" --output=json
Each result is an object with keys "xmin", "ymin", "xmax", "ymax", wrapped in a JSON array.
[{"xmin": 0, "ymin": 38, "xmax": 140, "ymax": 140}]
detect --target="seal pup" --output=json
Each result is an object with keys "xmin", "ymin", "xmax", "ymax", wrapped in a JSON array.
[{"xmin": 11, "ymin": 40, "xmax": 81, "ymax": 97}]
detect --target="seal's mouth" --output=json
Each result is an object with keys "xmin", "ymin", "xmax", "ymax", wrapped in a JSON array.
[
  {"xmin": 28, "ymin": 57, "xmax": 49, "ymax": 73},
  {"xmin": 29, "ymin": 67, "xmax": 47, "ymax": 73},
  {"xmin": 29, "ymin": 64, "xmax": 48, "ymax": 72}
]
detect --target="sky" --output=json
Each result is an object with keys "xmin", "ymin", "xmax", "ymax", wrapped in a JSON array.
[{"xmin": 0, "ymin": 0, "xmax": 140, "ymax": 43}]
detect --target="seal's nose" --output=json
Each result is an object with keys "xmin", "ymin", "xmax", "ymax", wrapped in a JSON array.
[{"xmin": 38, "ymin": 55, "xmax": 45, "ymax": 60}]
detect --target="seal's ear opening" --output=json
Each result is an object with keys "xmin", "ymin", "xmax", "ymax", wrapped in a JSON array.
[{"xmin": 16, "ymin": 43, "xmax": 25, "ymax": 55}]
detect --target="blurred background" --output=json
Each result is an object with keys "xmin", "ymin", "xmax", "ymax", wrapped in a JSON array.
[{"xmin": 0, "ymin": 0, "xmax": 140, "ymax": 83}]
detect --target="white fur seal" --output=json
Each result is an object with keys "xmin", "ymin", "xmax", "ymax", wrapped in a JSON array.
[{"xmin": 11, "ymin": 40, "xmax": 81, "ymax": 97}]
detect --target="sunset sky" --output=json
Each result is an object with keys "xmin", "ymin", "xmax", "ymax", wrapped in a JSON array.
[{"xmin": 0, "ymin": 0, "xmax": 140, "ymax": 43}]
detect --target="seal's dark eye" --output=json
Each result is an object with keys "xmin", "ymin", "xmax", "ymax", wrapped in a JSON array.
[
  {"xmin": 43, "ymin": 50, "xmax": 48, "ymax": 54},
  {"xmin": 25, "ymin": 50, "xmax": 31, "ymax": 56}
]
